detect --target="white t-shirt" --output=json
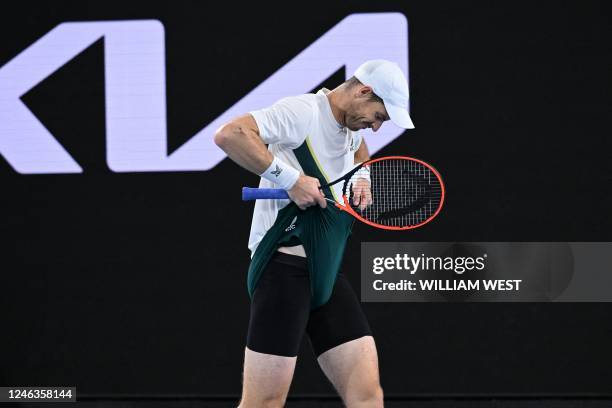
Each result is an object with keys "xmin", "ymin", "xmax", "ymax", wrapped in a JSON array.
[{"xmin": 247, "ymin": 89, "xmax": 363, "ymax": 257}]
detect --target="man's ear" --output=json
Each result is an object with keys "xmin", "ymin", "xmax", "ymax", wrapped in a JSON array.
[{"xmin": 357, "ymin": 85, "xmax": 374, "ymax": 98}]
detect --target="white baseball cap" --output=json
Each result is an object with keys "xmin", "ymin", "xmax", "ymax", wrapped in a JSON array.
[{"xmin": 353, "ymin": 60, "xmax": 415, "ymax": 129}]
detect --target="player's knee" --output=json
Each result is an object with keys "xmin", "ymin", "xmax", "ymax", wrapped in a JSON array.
[
  {"xmin": 262, "ymin": 395, "xmax": 287, "ymax": 408},
  {"xmin": 345, "ymin": 383, "xmax": 384, "ymax": 407},
  {"xmin": 239, "ymin": 393, "xmax": 287, "ymax": 408}
]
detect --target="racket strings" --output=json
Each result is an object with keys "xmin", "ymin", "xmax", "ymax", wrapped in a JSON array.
[{"xmin": 346, "ymin": 158, "xmax": 443, "ymax": 228}]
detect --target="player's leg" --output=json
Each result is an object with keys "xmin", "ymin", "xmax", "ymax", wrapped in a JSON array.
[
  {"xmin": 316, "ymin": 336, "xmax": 383, "ymax": 407},
  {"xmin": 306, "ymin": 273, "xmax": 383, "ymax": 407},
  {"xmin": 239, "ymin": 252, "xmax": 311, "ymax": 407},
  {"xmin": 239, "ymin": 347, "xmax": 296, "ymax": 407}
]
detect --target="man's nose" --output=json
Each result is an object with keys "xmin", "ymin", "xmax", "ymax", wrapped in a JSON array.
[{"xmin": 371, "ymin": 121, "xmax": 382, "ymax": 132}]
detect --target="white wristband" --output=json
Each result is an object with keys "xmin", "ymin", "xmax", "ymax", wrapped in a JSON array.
[
  {"xmin": 354, "ymin": 165, "xmax": 371, "ymax": 183},
  {"xmin": 261, "ymin": 156, "xmax": 300, "ymax": 190}
]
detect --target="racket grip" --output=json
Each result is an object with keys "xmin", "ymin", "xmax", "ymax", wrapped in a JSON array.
[{"xmin": 242, "ymin": 187, "xmax": 290, "ymax": 200}]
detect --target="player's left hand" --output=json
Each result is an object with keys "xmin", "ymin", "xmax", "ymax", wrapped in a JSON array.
[{"xmin": 351, "ymin": 178, "xmax": 372, "ymax": 211}]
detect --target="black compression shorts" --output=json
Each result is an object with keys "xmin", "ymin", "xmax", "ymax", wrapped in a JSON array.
[{"xmin": 246, "ymin": 252, "xmax": 372, "ymax": 357}]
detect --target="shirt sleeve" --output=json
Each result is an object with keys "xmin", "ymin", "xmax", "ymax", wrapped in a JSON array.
[
  {"xmin": 354, "ymin": 131, "xmax": 364, "ymax": 151},
  {"xmin": 249, "ymin": 96, "xmax": 313, "ymax": 149}
]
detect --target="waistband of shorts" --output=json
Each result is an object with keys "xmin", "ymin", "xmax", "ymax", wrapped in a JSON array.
[{"xmin": 271, "ymin": 251, "xmax": 308, "ymax": 270}]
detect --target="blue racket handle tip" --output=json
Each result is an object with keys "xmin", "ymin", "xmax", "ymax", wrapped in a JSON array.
[{"xmin": 242, "ymin": 187, "xmax": 289, "ymax": 200}]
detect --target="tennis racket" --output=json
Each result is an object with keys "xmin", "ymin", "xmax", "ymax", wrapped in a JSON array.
[{"xmin": 242, "ymin": 156, "xmax": 445, "ymax": 230}]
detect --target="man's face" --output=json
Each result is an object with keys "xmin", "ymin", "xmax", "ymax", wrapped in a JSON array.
[{"xmin": 345, "ymin": 87, "xmax": 390, "ymax": 132}]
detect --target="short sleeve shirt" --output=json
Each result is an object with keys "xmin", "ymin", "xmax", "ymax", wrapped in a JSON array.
[{"xmin": 247, "ymin": 89, "xmax": 363, "ymax": 256}]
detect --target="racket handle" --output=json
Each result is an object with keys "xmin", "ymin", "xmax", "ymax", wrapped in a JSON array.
[{"xmin": 242, "ymin": 187, "xmax": 289, "ymax": 200}]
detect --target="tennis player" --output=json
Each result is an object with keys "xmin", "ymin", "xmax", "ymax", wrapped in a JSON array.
[{"xmin": 214, "ymin": 60, "xmax": 414, "ymax": 408}]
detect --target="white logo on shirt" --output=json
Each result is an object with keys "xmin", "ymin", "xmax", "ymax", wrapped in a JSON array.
[{"xmin": 285, "ymin": 216, "xmax": 298, "ymax": 232}]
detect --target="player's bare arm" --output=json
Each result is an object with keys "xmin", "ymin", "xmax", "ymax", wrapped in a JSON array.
[
  {"xmin": 214, "ymin": 114, "xmax": 326, "ymax": 210},
  {"xmin": 354, "ymin": 136, "xmax": 370, "ymax": 164}
]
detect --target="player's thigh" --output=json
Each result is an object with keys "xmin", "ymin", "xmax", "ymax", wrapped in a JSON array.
[
  {"xmin": 242, "ymin": 255, "xmax": 311, "ymax": 405},
  {"xmin": 316, "ymin": 336, "xmax": 382, "ymax": 404},
  {"xmin": 306, "ymin": 274, "xmax": 380, "ymax": 402},
  {"xmin": 306, "ymin": 273, "xmax": 372, "ymax": 358},
  {"xmin": 246, "ymin": 254, "xmax": 311, "ymax": 357},
  {"xmin": 240, "ymin": 347, "xmax": 297, "ymax": 406}
]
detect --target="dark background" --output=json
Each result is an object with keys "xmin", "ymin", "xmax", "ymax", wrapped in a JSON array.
[{"xmin": 1, "ymin": 0, "xmax": 611, "ymax": 398}]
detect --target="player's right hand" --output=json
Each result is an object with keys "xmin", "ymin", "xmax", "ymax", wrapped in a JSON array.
[{"xmin": 287, "ymin": 175, "xmax": 327, "ymax": 210}]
